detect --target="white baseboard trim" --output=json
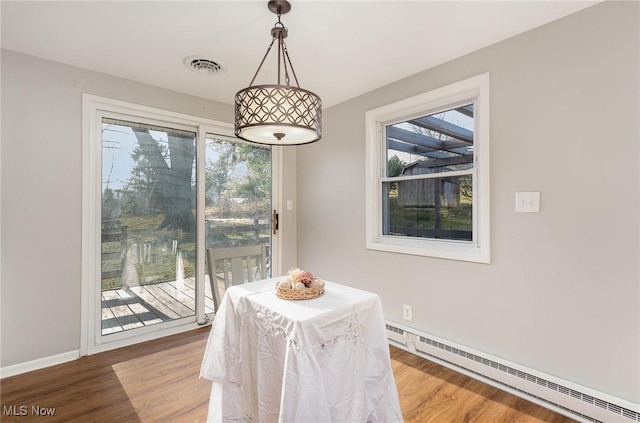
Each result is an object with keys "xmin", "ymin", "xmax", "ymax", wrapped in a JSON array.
[
  {"xmin": 1, "ymin": 350, "xmax": 80, "ymax": 379},
  {"xmin": 386, "ymin": 320, "xmax": 640, "ymax": 423}
]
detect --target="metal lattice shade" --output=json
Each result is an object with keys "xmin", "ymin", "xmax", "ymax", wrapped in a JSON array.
[{"xmin": 235, "ymin": 84, "xmax": 322, "ymax": 145}]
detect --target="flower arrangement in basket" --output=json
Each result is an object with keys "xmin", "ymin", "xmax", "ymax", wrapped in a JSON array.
[{"xmin": 276, "ymin": 268, "xmax": 325, "ymax": 300}]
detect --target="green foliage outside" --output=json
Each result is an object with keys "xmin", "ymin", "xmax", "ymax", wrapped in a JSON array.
[
  {"xmin": 205, "ymin": 140, "xmax": 271, "ymax": 220},
  {"xmin": 385, "ymin": 154, "xmax": 472, "ymax": 236},
  {"xmin": 387, "ymin": 154, "xmax": 407, "ymax": 178},
  {"xmin": 387, "ymin": 195, "xmax": 472, "ymax": 231},
  {"xmin": 204, "ymin": 139, "xmax": 271, "ymax": 249},
  {"xmin": 101, "ymin": 128, "xmax": 271, "ymax": 291}
]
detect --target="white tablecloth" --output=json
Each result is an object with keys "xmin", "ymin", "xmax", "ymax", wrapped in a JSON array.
[{"xmin": 200, "ymin": 277, "xmax": 403, "ymax": 423}]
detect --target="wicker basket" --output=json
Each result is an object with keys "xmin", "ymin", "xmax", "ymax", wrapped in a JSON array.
[{"xmin": 276, "ymin": 279, "xmax": 325, "ymax": 300}]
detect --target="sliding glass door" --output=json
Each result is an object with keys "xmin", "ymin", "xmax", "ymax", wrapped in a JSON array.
[
  {"xmin": 83, "ymin": 95, "xmax": 279, "ymax": 354},
  {"xmin": 204, "ymin": 134, "xmax": 273, "ymax": 306},
  {"xmin": 100, "ymin": 118, "xmax": 198, "ymax": 335}
]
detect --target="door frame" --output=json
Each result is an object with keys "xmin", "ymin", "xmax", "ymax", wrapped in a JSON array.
[{"xmin": 81, "ymin": 94, "xmax": 282, "ymax": 355}]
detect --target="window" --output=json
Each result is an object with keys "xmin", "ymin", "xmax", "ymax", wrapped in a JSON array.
[{"xmin": 365, "ymin": 73, "xmax": 490, "ymax": 263}]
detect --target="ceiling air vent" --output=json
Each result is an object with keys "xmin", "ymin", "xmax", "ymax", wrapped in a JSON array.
[{"xmin": 183, "ymin": 56, "xmax": 222, "ymax": 75}]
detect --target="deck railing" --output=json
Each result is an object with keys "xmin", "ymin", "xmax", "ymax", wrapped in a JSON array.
[{"xmin": 102, "ymin": 219, "xmax": 271, "ymax": 291}]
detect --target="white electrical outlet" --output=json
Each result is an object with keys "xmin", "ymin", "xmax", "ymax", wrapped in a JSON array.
[{"xmin": 403, "ymin": 304, "xmax": 413, "ymax": 321}]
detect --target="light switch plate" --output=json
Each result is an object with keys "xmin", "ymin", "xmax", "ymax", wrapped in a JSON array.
[
  {"xmin": 403, "ymin": 304, "xmax": 413, "ymax": 321},
  {"xmin": 515, "ymin": 192, "xmax": 540, "ymax": 212}
]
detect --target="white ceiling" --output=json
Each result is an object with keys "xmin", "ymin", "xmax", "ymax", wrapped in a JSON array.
[{"xmin": 1, "ymin": 1, "xmax": 600, "ymax": 109}]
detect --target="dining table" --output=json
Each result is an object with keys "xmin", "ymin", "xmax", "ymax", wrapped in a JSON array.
[{"xmin": 200, "ymin": 277, "xmax": 403, "ymax": 422}]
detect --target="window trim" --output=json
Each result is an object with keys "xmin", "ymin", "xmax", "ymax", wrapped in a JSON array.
[{"xmin": 365, "ymin": 73, "xmax": 490, "ymax": 263}]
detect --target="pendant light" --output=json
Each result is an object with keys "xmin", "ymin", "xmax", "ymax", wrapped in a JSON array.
[{"xmin": 234, "ymin": 0, "xmax": 322, "ymax": 145}]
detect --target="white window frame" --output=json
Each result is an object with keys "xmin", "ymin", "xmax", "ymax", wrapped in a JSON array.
[{"xmin": 365, "ymin": 73, "xmax": 490, "ymax": 263}]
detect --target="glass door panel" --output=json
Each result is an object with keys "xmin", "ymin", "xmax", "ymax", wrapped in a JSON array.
[
  {"xmin": 205, "ymin": 134, "xmax": 272, "ymax": 311},
  {"xmin": 100, "ymin": 118, "xmax": 197, "ymax": 335}
]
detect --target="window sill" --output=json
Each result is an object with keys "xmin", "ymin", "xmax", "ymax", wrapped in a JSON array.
[{"xmin": 366, "ymin": 236, "xmax": 490, "ymax": 264}]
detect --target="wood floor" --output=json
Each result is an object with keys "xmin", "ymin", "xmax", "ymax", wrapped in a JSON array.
[
  {"xmin": 101, "ymin": 277, "xmax": 217, "ymax": 335},
  {"xmin": 390, "ymin": 348, "xmax": 575, "ymax": 423},
  {"xmin": 0, "ymin": 328, "xmax": 576, "ymax": 423}
]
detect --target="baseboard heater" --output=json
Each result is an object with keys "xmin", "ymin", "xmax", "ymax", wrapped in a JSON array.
[{"xmin": 386, "ymin": 321, "xmax": 639, "ymax": 423}]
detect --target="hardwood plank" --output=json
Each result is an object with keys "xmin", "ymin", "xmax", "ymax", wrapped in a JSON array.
[
  {"xmin": 110, "ymin": 304, "xmax": 145, "ymax": 331},
  {"xmin": 102, "ymin": 289, "xmax": 120, "ymax": 300},
  {"xmin": 155, "ymin": 281, "xmax": 196, "ymax": 312},
  {"xmin": 100, "ymin": 305, "xmax": 123, "ymax": 335},
  {"xmin": 140, "ymin": 284, "xmax": 195, "ymax": 318},
  {"xmin": 167, "ymin": 279, "xmax": 196, "ymax": 299},
  {"xmin": 0, "ymin": 329, "xmax": 212, "ymax": 423},
  {"xmin": 168, "ymin": 278, "xmax": 215, "ymax": 312},
  {"xmin": 128, "ymin": 286, "xmax": 182, "ymax": 320},
  {"xmin": 102, "ymin": 289, "xmax": 165, "ymax": 333},
  {"xmin": 115, "ymin": 289, "xmax": 161, "ymax": 321},
  {"xmin": 105, "ymin": 291, "xmax": 145, "ymax": 331},
  {"xmin": 101, "ymin": 293, "xmax": 120, "ymax": 320},
  {"xmin": 0, "ymin": 330, "xmax": 577, "ymax": 423},
  {"xmin": 102, "ymin": 279, "xmax": 214, "ymax": 334},
  {"xmin": 389, "ymin": 346, "xmax": 576, "ymax": 423}
]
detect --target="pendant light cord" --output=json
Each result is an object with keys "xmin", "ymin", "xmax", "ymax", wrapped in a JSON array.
[
  {"xmin": 248, "ymin": 38, "xmax": 276, "ymax": 87},
  {"xmin": 247, "ymin": 11, "xmax": 301, "ymax": 88}
]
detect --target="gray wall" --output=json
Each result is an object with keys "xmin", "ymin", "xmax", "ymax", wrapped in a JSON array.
[
  {"xmin": 296, "ymin": 1, "xmax": 639, "ymax": 403},
  {"xmin": 0, "ymin": 50, "xmax": 298, "ymax": 367}
]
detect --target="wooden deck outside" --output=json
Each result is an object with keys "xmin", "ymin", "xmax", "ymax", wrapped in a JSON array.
[{"xmin": 101, "ymin": 277, "xmax": 219, "ymax": 335}]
